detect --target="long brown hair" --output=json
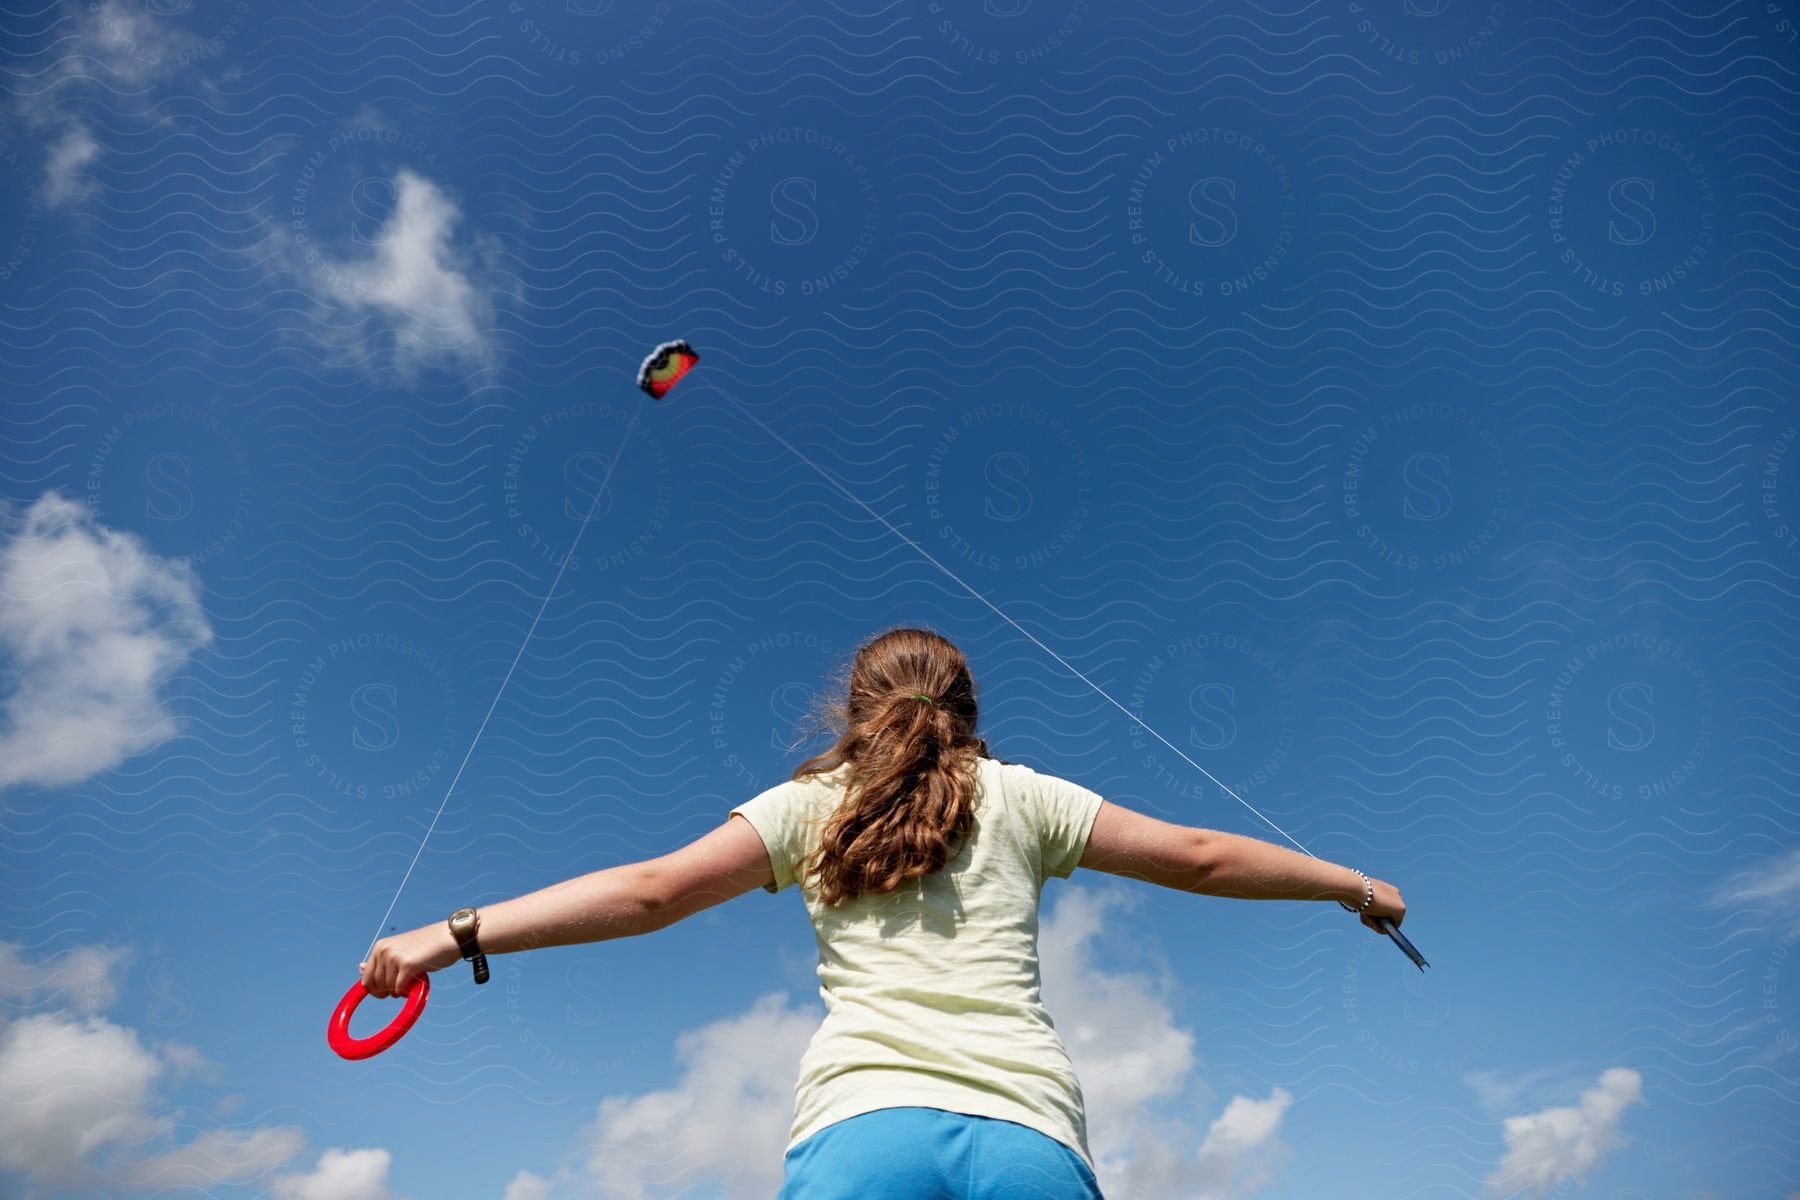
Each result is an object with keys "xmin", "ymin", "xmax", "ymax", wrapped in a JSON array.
[{"xmin": 790, "ymin": 626, "xmax": 992, "ymax": 906}]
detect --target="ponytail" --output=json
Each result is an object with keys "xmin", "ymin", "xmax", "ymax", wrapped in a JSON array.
[{"xmin": 790, "ymin": 626, "xmax": 991, "ymax": 906}]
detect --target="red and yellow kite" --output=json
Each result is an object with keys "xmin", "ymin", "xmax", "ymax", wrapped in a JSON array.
[{"xmin": 637, "ymin": 339, "xmax": 699, "ymax": 400}]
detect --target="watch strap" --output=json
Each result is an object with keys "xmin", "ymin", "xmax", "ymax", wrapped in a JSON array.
[{"xmin": 448, "ymin": 908, "xmax": 490, "ymax": 985}]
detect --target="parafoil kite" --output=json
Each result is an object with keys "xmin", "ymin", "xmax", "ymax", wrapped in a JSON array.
[{"xmin": 638, "ymin": 339, "xmax": 699, "ymax": 399}]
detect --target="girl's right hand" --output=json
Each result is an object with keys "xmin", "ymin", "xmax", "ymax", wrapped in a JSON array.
[{"xmin": 1358, "ymin": 878, "xmax": 1405, "ymax": 933}]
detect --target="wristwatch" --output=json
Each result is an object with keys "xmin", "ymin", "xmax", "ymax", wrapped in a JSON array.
[{"xmin": 447, "ymin": 907, "xmax": 490, "ymax": 985}]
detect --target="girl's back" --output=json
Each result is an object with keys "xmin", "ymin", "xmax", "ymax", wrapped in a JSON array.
[{"xmin": 730, "ymin": 753, "xmax": 1105, "ymax": 1182}]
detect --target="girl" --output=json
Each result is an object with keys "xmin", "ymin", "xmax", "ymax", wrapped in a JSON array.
[
  {"xmin": 734, "ymin": 626, "xmax": 1406, "ymax": 1199},
  {"xmin": 360, "ymin": 625, "xmax": 1406, "ymax": 1199}
]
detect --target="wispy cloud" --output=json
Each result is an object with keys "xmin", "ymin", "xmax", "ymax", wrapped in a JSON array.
[
  {"xmin": 57, "ymin": 0, "xmax": 205, "ymax": 86},
  {"xmin": 1709, "ymin": 846, "xmax": 1800, "ymax": 933},
  {"xmin": 127, "ymin": 1128, "xmax": 310, "ymax": 1193},
  {"xmin": 41, "ymin": 123, "xmax": 100, "ymax": 206},
  {"xmin": 1483, "ymin": 1066, "xmax": 1645, "ymax": 1199},
  {"xmin": 0, "ymin": 491, "xmax": 213, "ymax": 793},
  {"xmin": 0, "ymin": 939, "xmax": 132, "ymax": 1014},
  {"xmin": 247, "ymin": 165, "xmax": 505, "ymax": 379},
  {"xmin": 1463, "ymin": 1063, "xmax": 1595, "ymax": 1119},
  {"xmin": 303, "ymin": 167, "xmax": 500, "ymax": 371},
  {"xmin": 8, "ymin": 0, "xmax": 205, "ymax": 208}
]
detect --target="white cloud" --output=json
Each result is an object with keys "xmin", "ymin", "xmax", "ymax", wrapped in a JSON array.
[
  {"xmin": 10, "ymin": 1, "xmax": 206, "ymax": 208},
  {"xmin": 0, "ymin": 942, "xmax": 305, "ymax": 1196},
  {"xmin": 1483, "ymin": 1066, "xmax": 1645, "ymax": 1199},
  {"xmin": 0, "ymin": 1011, "xmax": 172, "ymax": 1190},
  {"xmin": 157, "ymin": 1038, "xmax": 215, "ymax": 1081},
  {"xmin": 262, "ymin": 166, "xmax": 501, "ymax": 377},
  {"xmin": 1192, "ymin": 1089, "xmax": 1294, "ymax": 1195},
  {"xmin": 0, "ymin": 1012, "xmax": 284, "ymax": 1194},
  {"xmin": 1463, "ymin": 1064, "xmax": 1592, "ymax": 1119},
  {"xmin": 311, "ymin": 168, "xmax": 496, "ymax": 368},
  {"xmin": 64, "ymin": 0, "xmax": 204, "ymax": 85},
  {"xmin": 1042, "ymin": 886, "xmax": 1292, "ymax": 1199},
  {"xmin": 0, "ymin": 939, "xmax": 132, "ymax": 1014},
  {"xmin": 42, "ymin": 123, "xmax": 100, "ymax": 207},
  {"xmin": 1710, "ymin": 847, "xmax": 1800, "ymax": 932},
  {"xmin": 503, "ymin": 1169, "xmax": 555, "ymax": 1200},
  {"xmin": 270, "ymin": 1148, "xmax": 403, "ymax": 1200},
  {"xmin": 0, "ymin": 490, "xmax": 213, "ymax": 792},
  {"xmin": 576, "ymin": 990, "xmax": 818, "ymax": 1200},
  {"xmin": 124, "ymin": 1126, "xmax": 309, "ymax": 1191},
  {"xmin": 1041, "ymin": 886, "xmax": 1197, "ymax": 1123},
  {"xmin": 503, "ymin": 884, "xmax": 1289, "ymax": 1200}
]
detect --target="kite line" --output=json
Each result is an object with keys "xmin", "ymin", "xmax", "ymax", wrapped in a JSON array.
[
  {"xmin": 359, "ymin": 340, "xmax": 695, "ymax": 965},
  {"xmin": 699, "ymin": 381, "xmax": 1426, "ymax": 970},
  {"xmin": 361, "ymin": 410, "xmax": 643, "ymax": 965},
  {"xmin": 333, "ymin": 342, "xmax": 695, "ymax": 1061}
]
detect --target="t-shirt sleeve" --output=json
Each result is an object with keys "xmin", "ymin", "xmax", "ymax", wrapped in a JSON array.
[
  {"xmin": 730, "ymin": 780, "xmax": 815, "ymax": 894},
  {"xmin": 1008, "ymin": 763, "xmax": 1106, "ymax": 882}
]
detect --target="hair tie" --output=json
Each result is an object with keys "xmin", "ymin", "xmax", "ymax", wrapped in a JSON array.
[{"xmin": 905, "ymin": 692, "xmax": 936, "ymax": 707}]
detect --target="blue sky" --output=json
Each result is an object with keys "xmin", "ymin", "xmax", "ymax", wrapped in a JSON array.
[{"xmin": 1, "ymin": 2, "xmax": 1798, "ymax": 1198}]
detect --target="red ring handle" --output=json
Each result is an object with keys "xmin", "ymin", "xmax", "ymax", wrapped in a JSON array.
[{"xmin": 328, "ymin": 974, "xmax": 430, "ymax": 1060}]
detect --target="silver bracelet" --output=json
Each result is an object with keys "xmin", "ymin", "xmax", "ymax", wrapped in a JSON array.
[{"xmin": 1339, "ymin": 869, "xmax": 1373, "ymax": 914}]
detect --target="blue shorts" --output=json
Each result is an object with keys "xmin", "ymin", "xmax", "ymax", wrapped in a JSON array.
[{"xmin": 774, "ymin": 1106, "xmax": 1104, "ymax": 1200}]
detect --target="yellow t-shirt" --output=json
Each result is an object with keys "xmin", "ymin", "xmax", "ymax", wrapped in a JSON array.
[{"xmin": 728, "ymin": 754, "xmax": 1106, "ymax": 1177}]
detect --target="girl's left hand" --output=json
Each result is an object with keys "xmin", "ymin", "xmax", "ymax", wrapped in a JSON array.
[{"xmin": 359, "ymin": 923, "xmax": 463, "ymax": 998}]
